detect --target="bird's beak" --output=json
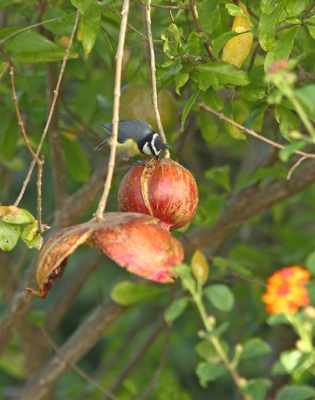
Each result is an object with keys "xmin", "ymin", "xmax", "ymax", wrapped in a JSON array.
[{"xmin": 162, "ymin": 143, "xmax": 172, "ymax": 150}]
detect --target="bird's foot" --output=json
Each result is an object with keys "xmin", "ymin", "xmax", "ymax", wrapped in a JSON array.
[{"xmin": 133, "ymin": 160, "xmax": 152, "ymax": 167}]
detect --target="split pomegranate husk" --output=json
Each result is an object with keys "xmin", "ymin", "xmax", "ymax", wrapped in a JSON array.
[
  {"xmin": 118, "ymin": 158, "xmax": 199, "ymax": 231},
  {"xmin": 26, "ymin": 212, "xmax": 183, "ymax": 299}
]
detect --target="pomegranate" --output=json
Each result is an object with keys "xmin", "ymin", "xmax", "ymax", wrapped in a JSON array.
[{"xmin": 118, "ymin": 158, "xmax": 198, "ymax": 230}]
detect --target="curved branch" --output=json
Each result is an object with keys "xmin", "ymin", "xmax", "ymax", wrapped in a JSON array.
[
  {"xmin": 182, "ymin": 160, "xmax": 315, "ymax": 257},
  {"xmin": 19, "ymin": 300, "xmax": 128, "ymax": 400}
]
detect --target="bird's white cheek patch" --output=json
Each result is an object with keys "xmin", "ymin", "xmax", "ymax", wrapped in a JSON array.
[
  {"xmin": 142, "ymin": 142, "xmax": 151, "ymax": 155},
  {"xmin": 151, "ymin": 133, "xmax": 161, "ymax": 156}
]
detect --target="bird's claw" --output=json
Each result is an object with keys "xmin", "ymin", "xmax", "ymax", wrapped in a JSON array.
[{"xmin": 133, "ymin": 160, "xmax": 152, "ymax": 167}]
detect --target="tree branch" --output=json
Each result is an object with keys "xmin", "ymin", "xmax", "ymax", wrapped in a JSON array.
[
  {"xmin": 19, "ymin": 300, "xmax": 128, "ymax": 400},
  {"xmin": 182, "ymin": 160, "xmax": 315, "ymax": 257}
]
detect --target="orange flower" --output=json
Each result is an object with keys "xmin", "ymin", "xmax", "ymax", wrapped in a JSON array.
[{"xmin": 262, "ymin": 266, "xmax": 311, "ymax": 314}]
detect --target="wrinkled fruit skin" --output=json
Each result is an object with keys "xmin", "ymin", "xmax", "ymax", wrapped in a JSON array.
[
  {"xmin": 118, "ymin": 158, "xmax": 198, "ymax": 231},
  {"xmin": 26, "ymin": 212, "xmax": 183, "ymax": 298}
]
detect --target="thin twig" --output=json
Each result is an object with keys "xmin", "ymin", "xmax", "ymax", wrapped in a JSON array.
[
  {"xmin": 106, "ymin": 4, "xmax": 161, "ymax": 43},
  {"xmin": 94, "ymin": 0, "xmax": 130, "ymax": 221},
  {"xmin": 13, "ymin": 8, "xmax": 80, "ymax": 206},
  {"xmin": 40, "ymin": 327, "xmax": 121, "ymax": 400},
  {"xmin": 1, "ymin": 46, "xmax": 23, "ymax": 77},
  {"xmin": 0, "ymin": 13, "xmax": 76, "ymax": 45},
  {"xmin": 146, "ymin": 0, "xmax": 169, "ymax": 155},
  {"xmin": 10, "ymin": 67, "xmax": 40, "ymax": 163},
  {"xmin": 11, "ymin": 66, "xmax": 45, "ymax": 215},
  {"xmin": 200, "ymin": 103, "xmax": 315, "ymax": 160},
  {"xmin": 286, "ymin": 156, "xmax": 308, "ymax": 180},
  {"xmin": 168, "ymin": 0, "xmax": 187, "ymax": 43},
  {"xmin": 37, "ymin": 159, "xmax": 44, "ymax": 233},
  {"xmin": 189, "ymin": 0, "xmax": 216, "ymax": 61},
  {"xmin": 60, "ymin": 96, "xmax": 103, "ymax": 142},
  {"xmin": 132, "ymin": 0, "xmax": 189, "ymax": 9},
  {"xmin": 247, "ymin": 41, "xmax": 260, "ymax": 72},
  {"xmin": 140, "ymin": 322, "xmax": 172, "ymax": 400}
]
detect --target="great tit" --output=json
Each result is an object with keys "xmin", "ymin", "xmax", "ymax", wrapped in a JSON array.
[{"xmin": 94, "ymin": 119, "xmax": 171, "ymax": 162}]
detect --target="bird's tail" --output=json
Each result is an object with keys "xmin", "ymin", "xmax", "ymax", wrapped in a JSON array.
[{"xmin": 94, "ymin": 138, "xmax": 110, "ymax": 151}]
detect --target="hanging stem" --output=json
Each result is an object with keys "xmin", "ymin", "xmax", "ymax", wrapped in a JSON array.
[
  {"xmin": 94, "ymin": 0, "xmax": 130, "ymax": 221},
  {"xmin": 145, "ymin": 0, "xmax": 170, "ymax": 156}
]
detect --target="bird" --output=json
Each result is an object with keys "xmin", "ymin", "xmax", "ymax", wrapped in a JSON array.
[{"xmin": 94, "ymin": 119, "xmax": 171, "ymax": 164}]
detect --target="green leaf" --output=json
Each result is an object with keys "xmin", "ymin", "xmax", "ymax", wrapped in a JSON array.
[
  {"xmin": 307, "ymin": 24, "xmax": 315, "ymax": 39},
  {"xmin": 205, "ymin": 165, "xmax": 230, "ymax": 192},
  {"xmin": 20, "ymin": 222, "xmax": 38, "ymax": 241},
  {"xmin": 183, "ymin": 32, "xmax": 202, "ymax": 56},
  {"xmin": 295, "ymin": 85, "xmax": 315, "ymax": 112},
  {"xmin": 261, "ymin": 0, "xmax": 278, "ymax": 14},
  {"xmin": 175, "ymin": 71, "xmax": 189, "ymax": 95},
  {"xmin": 0, "ymin": 117, "xmax": 18, "ymax": 162},
  {"xmin": 14, "ymin": 49, "xmax": 78, "ymax": 63},
  {"xmin": 197, "ymin": 113, "xmax": 218, "ymax": 143},
  {"xmin": 70, "ymin": 0, "xmax": 92, "ymax": 13},
  {"xmin": 275, "ymin": 105, "xmax": 300, "ymax": 141},
  {"xmin": 196, "ymin": 362, "xmax": 227, "ymax": 387},
  {"xmin": 110, "ymin": 281, "xmax": 162, "ymax": 306},
  {"xmin": 164, "ymin": 297, "xmax": 189, "ymax": 322},
  {"xmin": 286, "ymin": 0, "xmax": 309, "ymax": 15},
  {"xmin": 20, "ymin": 233, "xmax": 42, "ymax": 250},
  {"xmin": 224, "ymin": 96, "xmax": 246, "ymax": 140},
  {"xmin": 240, "ymin": 338, "xmax": 271, "ymax": 360},
  {"xmin": 196, "ymin": 62, "xmax": 250, "ymax": 87},
  {"xmin": 266, "ymin": 313, "xmax": 288, "ymax": 326},
  {"xmin": 204, "ymin": 284, "xmax": 234, "ymax": 312},
  {"xmin": 2, "ymin": 208, "xmax": 35, "ymax": 225},
  {"xmin": 227, "ymin": 260, "xmax": 253, "ymax": 278},
  {"xmin": 213, "ymin": 257, "xmax": 227, "ymax": 270},
  {"xmin": 0, "ymin": 350, "xmax": 26, "ymax": 379},
  {"xmin": 280, "ymin": 349, "xmax": 304, "ymax": 374},
  {"xmin": 181, "ymin": 87, "xmax": 200, "ymax": 131},
  {"xmin": 192, "ymin": 70, "xmax": 218, "ymax": 91},
  {"xmin": 198, "ymin": 0, "xmax": 220, "ymax": 34},
  {"xmin": 13, "ymin": 47, "xmax": 79, "ymax": 64},
  {"xmin": 2, "ymin": 28, "xmax": 60, "ymax": 52},
  {"xmin": 244, "ymin": 103, "xmax": 268, "ymax": 128},
  {"xmin": 258, "ymin": 0, "xmax": 286, "ymax": 51},
  {"xmin": 275, "ymin": 385, "xmax": 315, "ymax": 400},
  {"xmin": 201, "ymin": 87, "xmax": 224, "ymax": 111},
  {"xmin": 212, "ymin": 31, "xmax": 239, "ymax": 58},
  {"xmin": 241, "ymin": 379, "xmax": 271, "ymax": 400},
  {"xmin": 42, "ymin": 9, "xmax": 77, "ymax": 36},
  {"xmin": 305, "ymin": 251, "xmax": 315, "ymax": 275},
  {"xmin": 195, "ymin": 339, "xmax": 229, "ymax": 363},
  {"xmin": 26, "ymin": 310, "xmax": 46, "ymax": 326},
  {"xmin": 61, "ymin": 135, "xmax": 90, "ymax": 183},
  {"xmin": 264, "ymin": 26, "xmax": 299, "ymax": 72},
  {"xmin": 225, "ymin": 4, "xmax": 253, "ymax": 27},
  {"xmin": 278, "ymin": 140, "xmax": 306, "ymax": 162},
  {"xmin": 80, "ymin": 0, "xmax": 101, "ymax": 54},
  {"xmin": 0, "ymin": 220, "xmax": 20, "ymax": 251},
  {"xmin": 238, "ymin": 86, "xmax": 266, "ymax": 102},
  {"xmin": 199, "ymin": 322, "xmax": 230, "ymax": 338}
]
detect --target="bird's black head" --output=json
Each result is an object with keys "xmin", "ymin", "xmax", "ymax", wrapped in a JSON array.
[{"xmin": 140, "ymin": 132, "xmax": 171, "ymax": 160}]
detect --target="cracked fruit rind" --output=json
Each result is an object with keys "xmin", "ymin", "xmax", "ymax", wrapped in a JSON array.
[{"xmin": 26, "ymin": 212, "xmax": 183, "ymax": 299}]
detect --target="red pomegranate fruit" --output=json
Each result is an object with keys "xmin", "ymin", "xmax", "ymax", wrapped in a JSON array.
[{"xmin": 118, "ymin": 158, "xmax": 198, "ymax": 231}]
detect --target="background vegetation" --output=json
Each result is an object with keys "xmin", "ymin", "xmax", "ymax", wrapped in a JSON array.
[{"xmin": 1, "ymin": 0, "xmax": 315, "ymax": 399}]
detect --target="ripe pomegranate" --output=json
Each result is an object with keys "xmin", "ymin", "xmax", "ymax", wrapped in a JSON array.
[{"xmin": 118, "ymin": 158, "xmax": 198, "ymax": 231}]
